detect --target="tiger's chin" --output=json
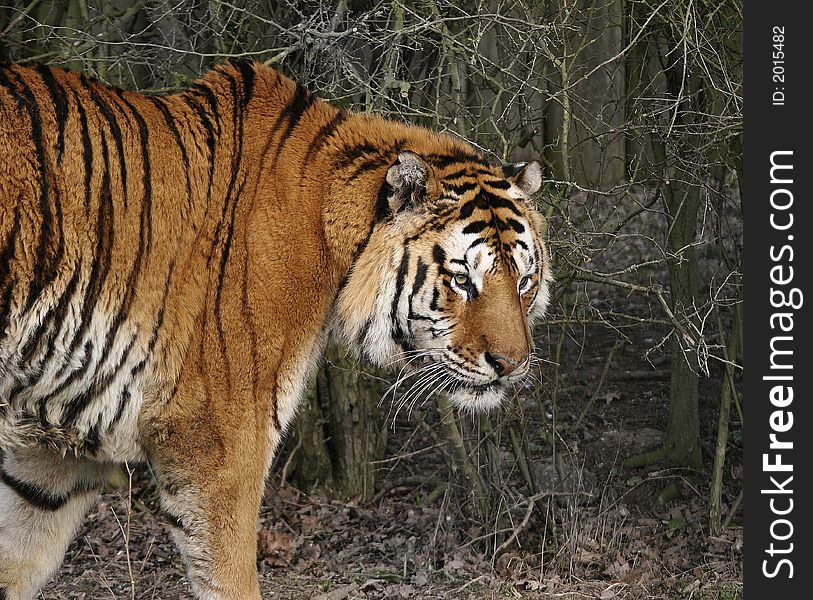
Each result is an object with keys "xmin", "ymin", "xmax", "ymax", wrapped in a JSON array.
[{"xmin": 448, "ymin": 384, "xmax": 506, "ymax": 412}]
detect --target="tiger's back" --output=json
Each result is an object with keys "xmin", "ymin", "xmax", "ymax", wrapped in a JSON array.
[
  {"xmin": 0, "ymin": 64, "xmax": 216, "ymax": 458},
  {"xmin": 0, "ymin": 62, "xmax": 327, "ymax": 458},
  {"xmin": 0, "ymin": 61, "xmax": 551, "ymax": 600}
]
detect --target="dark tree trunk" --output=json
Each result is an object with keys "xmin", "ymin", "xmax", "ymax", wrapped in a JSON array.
[
  {"xmin": 662, "ymin": 183, "xmax": 702, "ymax": 468},
  {"xmin": 624, "ymin": 15, "xmax": 706, "ymax": 471},
  {"xmin": 290, "ymin": 345, "xmax": 387, "ymax": 500}
]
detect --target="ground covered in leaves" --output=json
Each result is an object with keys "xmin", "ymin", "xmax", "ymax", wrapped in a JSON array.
[{"xmin": 42, "ymin": 315, "xmax": 743, "ymax": 600}]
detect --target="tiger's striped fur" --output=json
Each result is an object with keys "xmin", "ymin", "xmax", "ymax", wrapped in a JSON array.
[{"xmin": 0, "ymin": 61, "xmax": 551, "ymax": 599}]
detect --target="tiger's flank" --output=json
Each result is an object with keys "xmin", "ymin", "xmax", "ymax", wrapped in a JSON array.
[{"xmin": 0, "ymin": 61, "xmax": 551, "ymax": 599}]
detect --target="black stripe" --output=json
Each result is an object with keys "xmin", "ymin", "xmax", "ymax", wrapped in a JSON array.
[
  {"xmin": 390, "ymin": 248, "xmax": 412, "ymax": 350},
  {"xmin": 432, "ymin": 244, "xmax": 446, "ymax": 266},
  {"xmin": 117, "ymin": 91, "xmax": 153, "ymax": 250},
  {"xmin": 185, "ymin": 93, "xmax": 218, "ymax": 201},
  {"xmin": 81, "ymin": 76, "xmax": 128, "ymax": 209},
  {"xmin": 528, "ymin": 286, "xmax": 539, "ymax": 311},
  {"xmin": 355, "ymin": 317, "xmax": 374, "ymax": 348},
  {"xmin": 301, "ymin": 110, "xmax": 347, "ymax": 169},
  {"xmin": 208, "ymin": 70, "xmax": 243, "ymax": 259},
  {"xmin": 212, "ymin": 72, "xmax": 250, "ymax": 399},
  {"xmin": 0, "ymin": 65, "xmax": 23, "ymax": 112},
  {"xmin": 460, "ymin": 192, "xmax": 524, "ymax": 219},
  {"xmin": 0, "ymin": 466, "xmax": 70, "ymax": 512},
  {"xmin": 149, "ymin": 97, "xmax": 193, "ymax": 216},
  {"xmin": 60, "ymin": 334, "xmax": 136, "ymax": 428},
  {"xmin": 484, "ymin": 178, "xmax": 511, "ymax": 190},
  {"xmin": 20, "ymin": 267, "xmax": 80, "ymax": 370},
  {"xmin": 8, "ymin": 69, "xmax": 59, "ymax": 312},
  {"xmin": 446, "ymin": 180, "xmax": 478, "ymax": 196},
  {"xmin": 335, "ymin": 142, "xmax": 380, "ymax": 169},
  {"xmin": 406, "ymin": 259, "xmax": 429, "ymax": 335},
  {"xmin": 214, "ymin": 171, "xmax": 247, "ymax": 298},
  {"xmin": 84, "ymin": 419, "xmax": 102, "ymax": 455},
  {"xmin": 74, "ymin": 94, "xmax": 160, "ymax": 429},
  {"xmin": 35, "ymin": 65, "xmax": 69, "ymax": 161},
  {"xmin": 269, "ymin": 82, "xmax": 315, "ymax": 164},
  {"xmin": 424, "ymin": 150, "xmax": 484, "ymax": 169},
  {"xmin": 240, "ymin": 236, "xmax": 260, "ymax": 420},
  {"xmin": 210, "ymin": 71, "xmax": 244, "ymax": 252},
  {"xmin": 346, "ymin": 153, "xmax": 394, "ymax": 183},
  {"xmin": 442, "ymin": 167, "xmax": 470, "ymax": 180},
  {"xmin": 256, "ymin": 81, "xmax": 313, "ymax": 175},
  {"xmin": 0, "ymin": 206, "xmax": 21, "ymax": 332},
  {"xmin": 0, "ymin": 286, "xmax": 13, "ymax": 351},
  {"xmin": 213, "ymin": 180, "xmax": 241, "ymax": 398},
  {"xmin": 64, "ymin": 134, "xmax": 115, "ymax": 358},
  {"xmin": 108, "ymin": 388, "xmax": 131, "ymax": 434},
  {"xmin": 485, "ymin": 193, "xmax": 523, "ymax": 215},
  {"xmin": 459, "ymin": 196, "xmax": 489, "ymax": 219},
  {"xmin": 492, "ymin": 214, "xmax": 509, "ymax": 232},
  {"xmin": 0, "ymin": 382, "xmax": 21, "ymax": 417},
  {"xmin": 287, "ymin": 81, "xmax": 314, "ymax": 119},
  {"xmin": 131, "ymin": 261, "xmax": 175, "ymax": 382},
  {"xmin": 193, "ymin": 73, "xmax": 242, "ymax": 413},
  {"xmin": 411, "ymin": 259, "xmax": 428, "ymax": 298},
  {"xmin": 87, "ymin": 94, "xmax": 151, "ymax": 388},
  {"xmin": 428, "ymin": 210, "xmax": 461, "ymax": 232},
  {"xmin": 76, "ymin": 100, "xmax": 94, "ymax": 211},
  {"xmin": 103, "ymin": 93, "xmax": 148, "ymax": 312},
  {"xmin": 232, "ymin": 59, "xmax": 256, "ymax": 107},
  {"xmin": 40, "ymin": 128, "xmax": 110, "ymax": 403},
  {"xmin": 31, "ymin": 276, "xmax": 81, "ymax": 421},
  {"xmin": 190, "ymin": 82, "xmax": 221, "ymax": 130},
  {"xmin": 506, "ymin": 218, "xmax": 526, "ymax": 233},
  {"xmin": 374, "ymin": 180, "xmax": 393, "ymax": 222},
  {"xmin": 62, "ymin": 322, "xmax": 137, "ymax": 424},
  {"xmin": 429, "ymin": 286, "xmax": 440, "ymax": 311},
  {"xmin": 335, "ymin": 219, "xmax": 376, "ymax": 297},
  {"xmin": 462, "ymin": 220, "xmax": 489, "ymax": 235},
  {"xmin": 38, "ymin": 340, "xmax": 92, "ymax": 417}
]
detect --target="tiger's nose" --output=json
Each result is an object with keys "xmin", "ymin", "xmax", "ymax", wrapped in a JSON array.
[{"xmin": 485, "ymin": 352, "xmax": 528, "ymax": 377}]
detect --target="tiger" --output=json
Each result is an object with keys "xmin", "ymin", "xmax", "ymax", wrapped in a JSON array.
[{"xmin": 0, "ymin": 60, "xmax": 552, "ymax": 599}]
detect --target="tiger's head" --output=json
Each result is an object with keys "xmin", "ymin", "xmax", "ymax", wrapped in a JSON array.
[{"xmin": 335, "ymin": 150, "xmax": 552, "ymax": 411}]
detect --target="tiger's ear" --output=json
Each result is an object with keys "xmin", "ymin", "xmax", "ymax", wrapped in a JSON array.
[
  {"xmin": 386, "ymin": 151, "xmax": 432, "ymax": 214},
  {"xmin": 503, "ymin": 160, "xmax": 543, "ymax": 196}
]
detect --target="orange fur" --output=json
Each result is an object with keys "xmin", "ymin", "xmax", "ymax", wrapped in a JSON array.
[{"xmin": 0, "ymin": 62, "xmax": 551, "ymax": 599}]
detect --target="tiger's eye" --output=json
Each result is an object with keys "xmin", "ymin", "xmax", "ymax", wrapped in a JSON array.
[
  {"xmin": 519, "ymin": 275, "xmax": 532, "ymax": 290},
  {"xmin": 454, "ymin": 273, "xmax": 470, "ymax": 287}
]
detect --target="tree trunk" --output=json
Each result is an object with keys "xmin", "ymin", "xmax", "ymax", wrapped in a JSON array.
[
  {"xmin": 289, "ymin": 345, "xmax": 387, "ymax": 500},
  {"xmin": 624, "ymin": 16, "xmax": 705, "ymax": 471},
  {"xmin": 659, "ymin": 42, "xmax": 705, "ymax": 469},
  {"xmin": 662, "ymin": 185, "xmax": 702, "ymax": 468}
]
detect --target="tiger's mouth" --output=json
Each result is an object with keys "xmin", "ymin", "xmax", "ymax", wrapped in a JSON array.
[
  {"xmin": 447, "ymin": 381, "xmax": 506, "ymax": 411},
  {"xmin": 460, "ymin": 380, "xmax": 501, "ymax": 392},
  {"xmin": 434, "ymin": 360, "xmax": 509, "ymax": 411},
  {"xmin": 401, "ymin": 353, "xmax": 512, "ymax": 411}
]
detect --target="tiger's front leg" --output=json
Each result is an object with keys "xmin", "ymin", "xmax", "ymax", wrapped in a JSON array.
[
  {"xmin": 148, "ymin": 394, "xmax": 273, "ymax": 600},
  {"xmin": 0, "ymin": 449, "xmax": 112, "ymax": 600}
]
